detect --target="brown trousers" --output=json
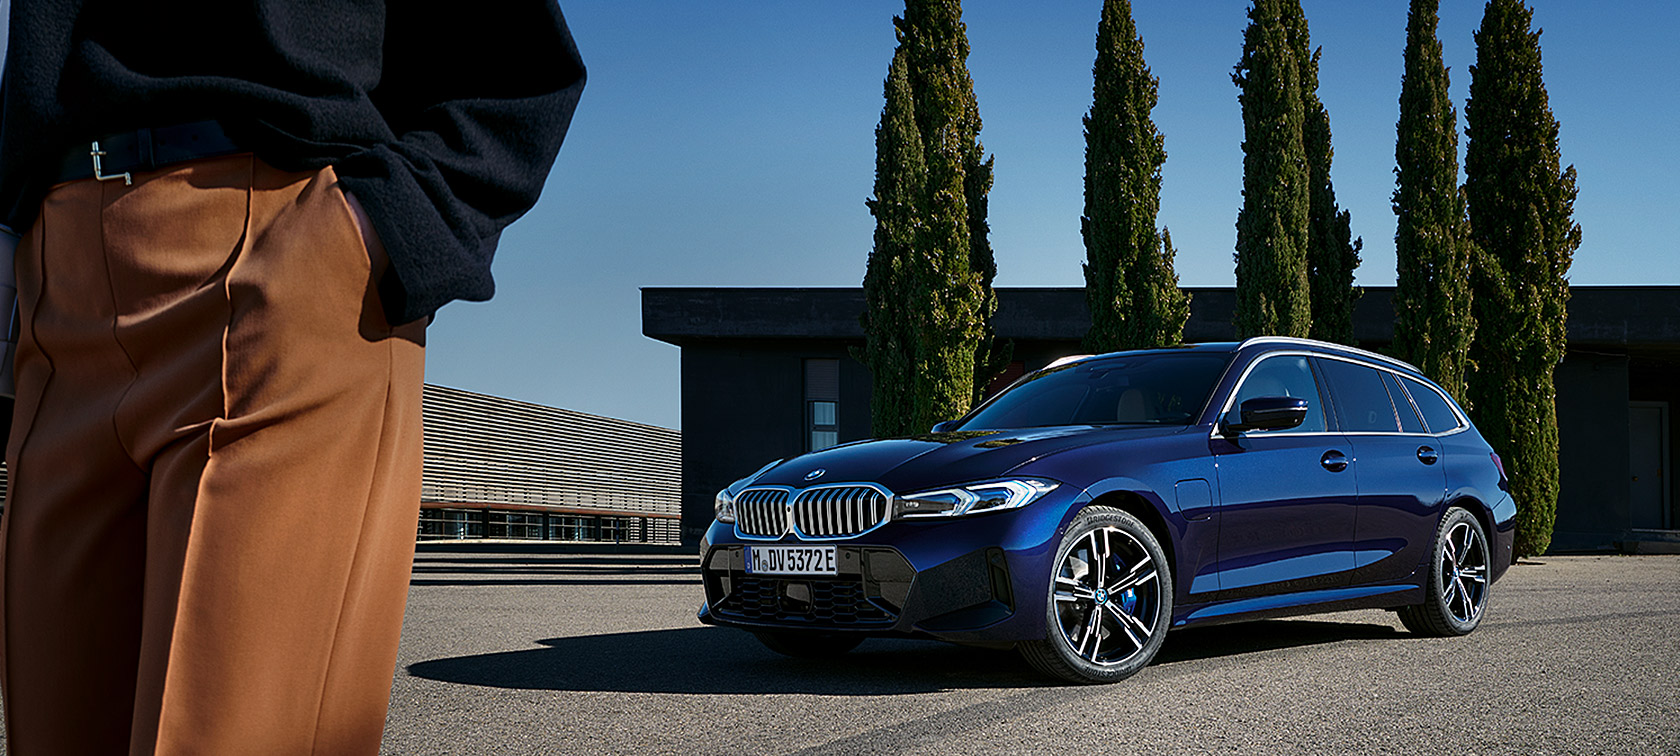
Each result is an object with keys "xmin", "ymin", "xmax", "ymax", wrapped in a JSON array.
[{"xmin": 0, "ymin": 155, "xmax": 426, "ymax": 755}]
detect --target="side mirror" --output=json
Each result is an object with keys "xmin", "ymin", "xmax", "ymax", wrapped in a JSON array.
[
  {"xmin": 930, "ymin": 420, "xmax": 959, "ymax": 433},
  {"xmin": 1221, "ymin": 396, "xmax": 1308, "ymax": 436}
]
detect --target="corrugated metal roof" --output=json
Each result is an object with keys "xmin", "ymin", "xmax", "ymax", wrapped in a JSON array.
[{"xmin": 421, "ymin": 384, "xmax": 681, "ymax": 518}]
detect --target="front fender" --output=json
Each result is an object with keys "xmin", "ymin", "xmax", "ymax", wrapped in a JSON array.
[{"xmin": 1073, "ymin": 476, "xmax": 1220, "ymax": 615}]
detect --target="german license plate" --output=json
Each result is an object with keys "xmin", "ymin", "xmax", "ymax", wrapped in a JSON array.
[{"xmin": 744, "ymin": 545, "xmax": 837, "ymax": 575}]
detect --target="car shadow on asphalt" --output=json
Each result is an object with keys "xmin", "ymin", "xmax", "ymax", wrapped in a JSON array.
[
  {"xmin": 407, "ymin": 628, "xmax": 1045, "ymax": 695},
  {"xmin": 1153, "ymin": 618, "xmax": 1403, "ymax": 665},
  {"xmin": 405, "ymin": 618, "xmax": 1400, "ymax": 695}
]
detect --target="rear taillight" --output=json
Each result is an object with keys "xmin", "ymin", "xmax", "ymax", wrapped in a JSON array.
[{"xmin": 1491, "ymin": 452, "xmax": 1509, "ymax": 488}]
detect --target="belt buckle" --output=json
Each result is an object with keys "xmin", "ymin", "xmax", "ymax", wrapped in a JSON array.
[{"xmin": 90, "ymin": 141, "xmax": 132, "ymax": 186}]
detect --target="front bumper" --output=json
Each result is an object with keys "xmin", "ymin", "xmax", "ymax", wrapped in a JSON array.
[
  {"xmin": 699, "ymin": 543, "xmax": 1018, "ymax": 639},
  {"xmin": 696, "ymin": 488, "xmax": 1083, "ymax": 644}
]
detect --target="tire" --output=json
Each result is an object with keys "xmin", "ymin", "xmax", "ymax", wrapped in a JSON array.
[
  {"xmin": 1018, "ymin": 506, "xmax": 1172, "ymax": 683},
  {"xmin": 1398, "ymin": 507, "xmax": 1490, "ymax": 637},
  {"xmin": 752, "ymin": 630, "xmax": 865, "ymax": 658}
]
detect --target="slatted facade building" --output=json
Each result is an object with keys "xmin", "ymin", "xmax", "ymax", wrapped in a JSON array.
[
  {"xmin": 0, "ymin": 386, "xmax": 680, "ymax": 543},
  {"xmin": 418, "ymin": 384, "xmax": 682, "ymax": 543}
]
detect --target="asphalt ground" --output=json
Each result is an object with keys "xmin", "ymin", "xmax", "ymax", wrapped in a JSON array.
[
  {"xmin": 0, "ymin": 548, "xmax": 1672, "ymax": 754},
  {"xmin": 379, "ymin": 547, "xmax": 1679, "ymax": 756}
]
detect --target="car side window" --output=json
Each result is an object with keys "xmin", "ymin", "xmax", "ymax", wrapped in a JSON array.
[
  {"xmin": 1316, "ymin": 358, "xmax": 1400, "ymax": 433},
  {"xmin": 1383, "ymin": 372, "xmax": 1427, "ymax": 434},
  {"xmin": 1400, "ymin": 376, "xmax": 1463, "ymax": 433},
  {"xmin": 1230, "ymin": 355, "xmax": 1326, "ymax": 433}
]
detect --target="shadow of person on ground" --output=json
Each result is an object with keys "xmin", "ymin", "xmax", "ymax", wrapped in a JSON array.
[{"xmin": 406, "ymin": 618, "xmax": 1399, "ymax": 695}]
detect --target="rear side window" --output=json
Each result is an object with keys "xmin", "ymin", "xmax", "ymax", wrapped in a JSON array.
[
  {"xmin": 1382, "ymin": 373, "xmax": 1427, "ymax": 434},
  {"xmin": 1401, "ymin": 376, "xmax": 1463, "ymax": 433},
  {"xmin": 1317, "ymin": 358, "xmax": 1400, "ymax": 432}
]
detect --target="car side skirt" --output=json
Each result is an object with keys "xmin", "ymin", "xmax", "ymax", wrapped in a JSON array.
[{"xmin": 1174, "ymin": 582, "xmax": 1425, "ymax": 628}]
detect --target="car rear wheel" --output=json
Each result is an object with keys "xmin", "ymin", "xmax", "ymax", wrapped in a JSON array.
[
  {"xmin": 1019, "ymin": 506, "xmax": 1172, "ymax": 683},
  {"xmin": 1398, "ymin": 507, "xmax": 1490, "ymax": 637},
  {"xmin": 752, "ymin": 630, "xmax": 865, "ymax": 658}
]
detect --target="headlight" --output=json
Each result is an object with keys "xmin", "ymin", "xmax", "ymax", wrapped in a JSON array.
[
  {"xmin": 714, "ymin": 489, "xmax": 737, "ymax": 523},
  {"xmin": 894, "ymin": 479, "xmax": 1059, "ymax": 519},
  {"xmin": 714, "ymin": 459, "xmax": 782, "ymax": 524}
]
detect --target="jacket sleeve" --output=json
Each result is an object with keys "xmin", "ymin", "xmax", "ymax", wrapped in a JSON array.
[{"xmin": 334, "ymin": 0, "xmax": 586, "ymax": 324}]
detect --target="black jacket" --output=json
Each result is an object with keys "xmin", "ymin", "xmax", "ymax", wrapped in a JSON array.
[{"xmin": 0, "ymin": 0, "xmax": 586, "ymax": 324}]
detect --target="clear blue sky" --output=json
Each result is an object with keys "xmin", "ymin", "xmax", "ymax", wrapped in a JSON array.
[{"xmin": 9, "ymin": 2, "xmax": 1677, "ymax": 431}]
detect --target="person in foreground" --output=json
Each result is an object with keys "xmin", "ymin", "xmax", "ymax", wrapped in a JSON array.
[{"xmin": 0, "ymin": 2, "xmax": 584, "ymax": 753}]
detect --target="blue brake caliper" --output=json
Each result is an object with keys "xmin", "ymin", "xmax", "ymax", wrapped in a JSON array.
[{"xmin": 1113, "ymin": 555, "xmax": 1139, "ymax": 615}]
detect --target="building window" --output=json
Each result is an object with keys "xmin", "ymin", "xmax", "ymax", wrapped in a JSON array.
[
  {"xmin": 806, "ymin": 358, "xmax": 840, "ymax": 451},
  {"xmin": 810, "ymin": 401, "xmax": 839, "ymax": 450}
]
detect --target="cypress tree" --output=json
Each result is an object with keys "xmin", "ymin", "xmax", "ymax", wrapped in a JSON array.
[
  {"xmin": 904, "ymin": 1, "xmax": 1009, "ymax": 405},
  {"xmin": 858, "ymin": 0, "xmax": 988, "ymax": 436},
  {"xmin": 1233, "ymin": 0, "xmax": 1311, "ymax": 339},
  {"xmin": 1392, "ymin": 0, "xmax": 1475, "ymax": 400},
  {"xmin": 1464, "ymin": 0, "xmax": 1580, "ymax": 557},
  {"xmin": 964, "ymin": 94, "xmax": 1010, "ymax": 403},
  {"xmin": 1287, "ymin": 2, "xmax": 1362, "ymax": 345},
  {"xmin": 859, "ymin": 50, "xmax": 925, "ymax": 437},
  {"xmin": 1081, "ymin": 0, "xmax": 1190, "ymax": 353}
]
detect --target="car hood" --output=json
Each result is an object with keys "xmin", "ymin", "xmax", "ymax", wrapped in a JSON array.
[{"xmin": 750, "ymin": 425, "xmax": 1187, "ymax": 493}]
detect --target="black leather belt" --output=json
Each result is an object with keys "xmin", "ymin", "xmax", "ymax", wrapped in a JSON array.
[{"xmin": 55, "ymin": 120, "xmax": 243, "ymax": 186}]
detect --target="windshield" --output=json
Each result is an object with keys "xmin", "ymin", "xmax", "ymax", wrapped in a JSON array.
[{"xmin": 957, "ymin": 352, "xmax": 1234, "ymax": 430}]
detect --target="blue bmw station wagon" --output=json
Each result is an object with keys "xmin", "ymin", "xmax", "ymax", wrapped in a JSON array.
[{"xmin": 699, "ymin": 337, "xmax": 1515, "ymax": 683}]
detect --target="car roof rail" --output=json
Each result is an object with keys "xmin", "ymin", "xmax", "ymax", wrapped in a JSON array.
[
  {"xmin": 1237, "ymin": 336, "xmax": 1424, "ymax": 375},
  {"xmin": 1044, "ymin": 353, "xmax": 1095, "ymax": 370}
]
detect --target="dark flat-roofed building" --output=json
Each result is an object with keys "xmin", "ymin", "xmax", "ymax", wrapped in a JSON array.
[{"xmin": 644, "ymin": 285, "xmax": 1679, "ymax": 554}]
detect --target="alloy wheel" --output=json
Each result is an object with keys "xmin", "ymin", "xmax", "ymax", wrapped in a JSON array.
[
  {"xmin": 1052, "ymin": 526, "xmax": 1162, "ymax": 666},
  {"xmin": 1439, "ymin": 520, "xmax": 1488, "ymax": 625}
]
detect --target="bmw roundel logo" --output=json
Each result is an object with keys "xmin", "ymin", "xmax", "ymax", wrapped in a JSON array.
[{"xmin": 804, "ymin": 468, "xmax": 826, "ymax": 481}]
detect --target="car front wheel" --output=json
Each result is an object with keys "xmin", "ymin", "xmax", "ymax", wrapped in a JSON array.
[
  {"xmin": 1019, "ymin": 506, "xmax": 1172, "ymax": 683},
  {"xmin": 1399, "ymin": 506, "xmax": 1490, "ymax": 637}
]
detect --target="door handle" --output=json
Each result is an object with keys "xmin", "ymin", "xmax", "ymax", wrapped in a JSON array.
[
  {"xmin": 1417, "ymin": 446, "xmax": 1439, "ymax": 465},
  {"xmin": 1321, "ymin": 450, "xmax": 1348, "ymax": 472}
]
